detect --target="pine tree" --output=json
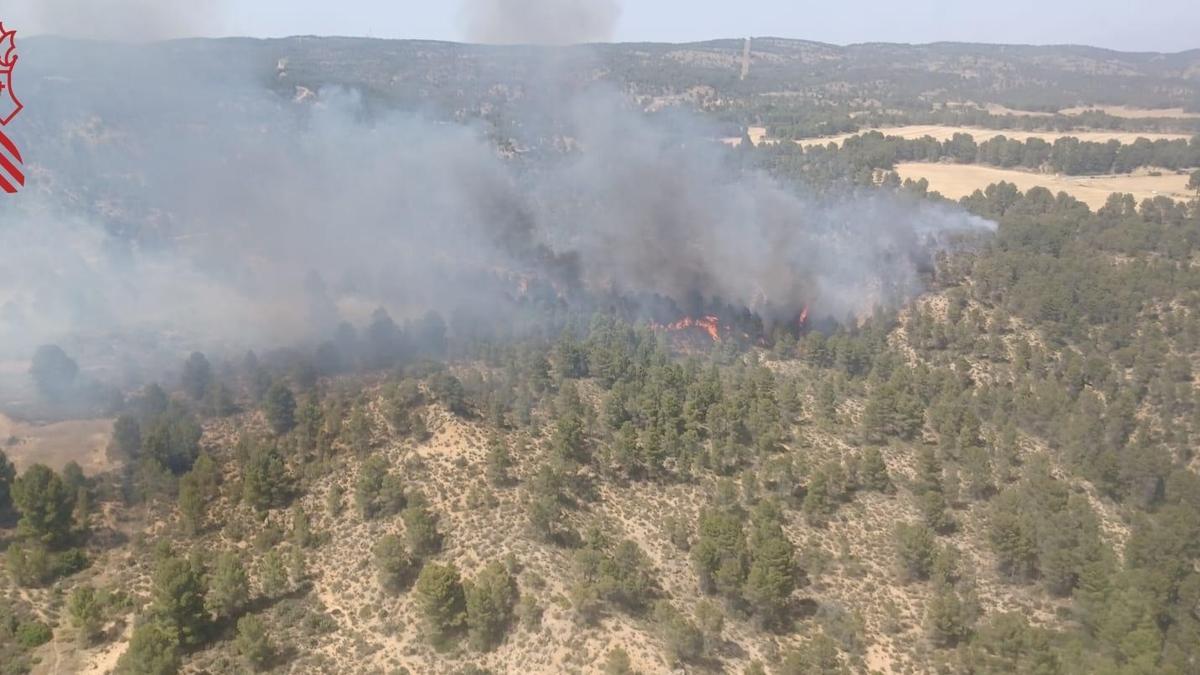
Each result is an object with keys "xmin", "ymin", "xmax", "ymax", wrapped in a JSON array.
[
  {"xmin": 860, "ymin": 446, "xmax": 893, "ymax": 493},
  {"xmin": 206, "ymin": 552, "xmax": 250, "ymax": 620},
  {"xmin": 12, "ymin": 464, "xmax": 74, "ymax": 546},
  {"xmin": 465, "ymin": 561, "xmax": 518, "ymax": 651},
  {"xmin": 117, "ymin": 619, "xmax": 180, "ymax": 675},
  {"xmin": 235, "ymin": 614, "xmax": 274, "ymax": 671},
  {"xmin": 402, "ymin": 497, "xmax": 442, "ymax": 556},
  {"xmin": 67, "ymin": 585, "xmax": 104, "ymax": 645},
  {"xmin": 415, "ymin": 563, "xmax": 467, "ymax": 642},
  {"xmin": 150, "ymin": 551, "xmax": 208, "ymax": 646},
  {"xmin": 263, "ymin": 382, "xmax": 297, "ymax": 435},
  {"xmin": 374, "ymin": 534, "xmax": 415, "ymax": 593}
]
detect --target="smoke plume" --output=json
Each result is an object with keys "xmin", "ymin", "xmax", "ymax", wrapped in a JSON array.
[
  {"xmin": 0, "ymin": 37, "xmax": 993, "ymax": 403},
  {"xmin": 460, "ymin": 0, "xmax": 621, "ymax": 44}
]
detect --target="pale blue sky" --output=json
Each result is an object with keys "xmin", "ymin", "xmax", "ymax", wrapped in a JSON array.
[
  {"xmin": 9, "ymin": 0, "xmax": 1200, "ymax": 52},
  {"xmin": 228, "ymin": 0, "xmax": 1198, "ymax": 51}
]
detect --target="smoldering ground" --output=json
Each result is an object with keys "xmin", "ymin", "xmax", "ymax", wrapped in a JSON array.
[{"xmin": 0, "ymin": 37, "xmax": 994, "ymax": 399}]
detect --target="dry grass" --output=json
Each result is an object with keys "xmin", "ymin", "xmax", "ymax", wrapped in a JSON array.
[
  {"xmin": 895, "ymin": 162, "xmax": 1195, "ymax": 209},
  {"xmin": 0, "ymin": 413, "xmax": 116, "ymax": 475}
]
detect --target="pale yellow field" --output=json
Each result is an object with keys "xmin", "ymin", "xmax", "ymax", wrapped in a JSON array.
[
  {"xmin": 895, "ymin": 162, "xmax": 1196, "ymax": 209},
  {"xmin": 797, "ymin": 125, "xmax": 1193, "ymax": 148},
  {"xmin": 0, "ymin": 413, "xmax": 116, "ymax": 475}
]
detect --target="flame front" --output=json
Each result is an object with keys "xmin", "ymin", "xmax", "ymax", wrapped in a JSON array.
[{"xmin": 658, "ymin": 314, "xmax": 722, "ymax": 342}]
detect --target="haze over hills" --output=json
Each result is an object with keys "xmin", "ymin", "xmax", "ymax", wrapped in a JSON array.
[{"xmin": 1, "ymin": 29, "xmax": 1200, "ymax": 675}]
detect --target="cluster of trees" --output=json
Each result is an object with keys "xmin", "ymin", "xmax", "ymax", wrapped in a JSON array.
[
  {"xmin": 758, "ymin": 129, "xmax": 1200, "ymax": 181},
  {"xmin": 386, "ymin": 559, "xmax": 519, "ymax": 652},
  {"xmin": 116, "ymin": 541, "xmax": 306, "ymax": 673},
  {"xmin": 887, "ymin": 181, "xmax": 1200, "ymax": 671},
  {"xmin": 764, "ymin": 105, "xmax": 1200, "ymax": 141},
  {"xmin": 3, "ymin": 457, "xmax": 91, "ymax": 588}
]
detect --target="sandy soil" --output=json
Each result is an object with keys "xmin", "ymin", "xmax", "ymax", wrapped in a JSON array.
[
  {"xmin": 895, "ymin": 162, "xmax": 1195, "ymax": 209},
  {"xmin": 796, "ymin": 125, "xmax": 1193, "ymax": 148},
  {"xmin": 0, "ymin": 413, "xmax": 116, "ymax": 475}
]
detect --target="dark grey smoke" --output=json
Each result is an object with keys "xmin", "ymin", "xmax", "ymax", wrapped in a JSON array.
[{"xmin": 460, "ymin": 0, "xmax": 621, "ymax": 45}]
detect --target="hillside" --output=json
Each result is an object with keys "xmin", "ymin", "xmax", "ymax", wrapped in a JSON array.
[{"xmin": 2, "ymin": 34, "xmax": 1200, "ymax": 675}]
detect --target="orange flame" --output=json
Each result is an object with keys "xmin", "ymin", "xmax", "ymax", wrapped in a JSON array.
[{"xmin": 657, "ymin": 315, "xmax": 722, "ymax": 342}]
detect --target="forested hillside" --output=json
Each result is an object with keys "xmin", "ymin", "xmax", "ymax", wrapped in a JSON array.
[{"xmin": 3, "ymin": 35, "xmax": 1200, "ymax": 675}]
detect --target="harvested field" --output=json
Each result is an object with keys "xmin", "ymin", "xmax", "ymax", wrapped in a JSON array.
[
  {"xmin": 895, "ymin": 162, "xmax": 1195, "ymax": 209},
  {"xmin": 0, "ymin": 413, "xmax": 116, "ymax": 475}
]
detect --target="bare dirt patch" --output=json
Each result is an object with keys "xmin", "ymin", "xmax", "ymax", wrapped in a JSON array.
[
  {"xmin": 0, "ymin": 413, "xmax": 116, "ymax": 475},
  {"xmin": 894, "ymin": 162, "xmax": 1195, "ymax": 209}
]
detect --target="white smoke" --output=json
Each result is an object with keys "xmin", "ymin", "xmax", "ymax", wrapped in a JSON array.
[{"xmin": 459, "ymin": 0, "xmax": 621, "ymax": 45}]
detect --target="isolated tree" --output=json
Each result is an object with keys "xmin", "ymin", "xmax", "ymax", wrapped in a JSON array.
[
  {"xmin": 30, "ymin": 344, "xmax": 78, "ymax": 401},
  {"xmin": 465, "ymin": 560, "xmax": 518, "ymax": 651},
  {"xmin": 67, "ymin": 585, "xmax": 105, "ymax": 645},
  {"xmin": 653, "ymin": 600, "xmax": 704, "ymax": 665},
  {"xmin": 235, "ymin": 615, "xmax": 274, "ymax": 671},
  {"xmin": 485, "ymin": 435, "xmax": 513, "ymax": 487},
  {"xmin": 180, "ymin": 352, "xmax": 213, "ymax": 401},
  {"xmin": 12, "ymin": 464, "xmax": 74, "ymax": 546},
  {"xmin": 263, "ymin": 382, "xmax": 297, "ymax": 435},
  {"xmin": 744, "ymin": 518, "xmax": 796, "ymax": 625},
  {"xmin": 921, "ymin": 490, "xmax": 953, "ymax": 534},
  {"xmin": 374, "ymin": 534, "xmax": 415, "ymax": 593},
  {"xmin": 695, "ymin": 599, "xmax": 725, "ymax": 640},
  {"xmin": 895, "ymin": 522, "xmax": 937, "ymax": 582},
  {"xmin": 0, "ymin": 449, "xmax": 15, "ymax": 515},
  {"xmin": 691, "ymin": 508, "xmax": 748, "ymax": 598},
  {"xmin": 291, "ymin": 505, "xmax": 314, "ymax": 548},
  {"xmin": 402, "ymin": 497, "xmax": 442, "ymax": 556},
  {"xmin": 150, "ymin": 551, "xmax": 208, "ymax": 646},
  {"xmin": 117, "ymin": 619, "xmax": 181, "ymax": 675},
  {"xmin": 177, "ymin": 473, "xmax": 207, "ymax": 535},
  {"xmin": 259, "ymin": 550, "xmax": 288, "ymax": 599},
  {"xmin": 140, "ymin": 404, "xmax": 202, "ymax": 474},
  {"xmin": 241, "ymin": 442, "xmax": 291, "ymax": 512},
  {"xmin": 430, "ymin": 371, "xmax": 469, "ymax": 416},
  {"xmin": 414, "ymin": 562, "xmax": 467, "ymax": 641},
  {"xmin": 109, "ymin": 415, "xmax": 142, "ymax": 462},
  {"xmin": 925, "ymin": 587, "xmax": 973, "ymax": 647},
  {"xmin": 206, "ymin": 552, "xmax": 250, "ymax": 620},
  {"xmin": 859, "ymin": 447, "xmax": 893, "ymax": 493},
  {"xmin": 356, "ymin": 455, "xmax": 405, "ymax": 520}
]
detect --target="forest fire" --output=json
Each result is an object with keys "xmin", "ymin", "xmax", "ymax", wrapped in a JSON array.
[{"xmin": 666, "ymin": 315, "xmax": 723, "ymax": 341}]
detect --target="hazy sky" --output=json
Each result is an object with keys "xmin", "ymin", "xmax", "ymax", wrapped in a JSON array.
[{"xmin": 5, "ymin": 0, "xmax": 1199, "ymax": 52}]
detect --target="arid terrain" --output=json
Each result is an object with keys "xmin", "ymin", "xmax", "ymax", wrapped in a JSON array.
[
  {"xmin": 894, "ymin": 162, "xmax": 1195, "ymax": 208},
  {"xmin": 1, "ymin": 33, "xmax": 1199, "ymax": 675}
]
